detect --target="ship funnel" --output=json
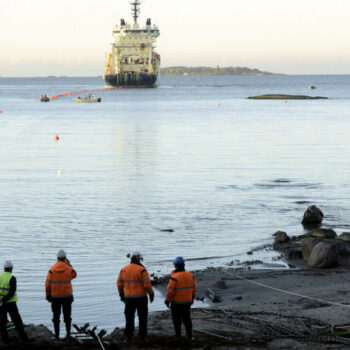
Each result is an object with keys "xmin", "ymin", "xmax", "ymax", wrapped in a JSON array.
[
  {"xmin": 130, "ymin": 0, "xmax": 141, "ymax": 24},
  {"xmin": 146, "ymin": 18, "xmax": 151, "ymax": 26},
  {"xmin": 120, "ymin": 18, "xmax": 125, "ymax": 26}
]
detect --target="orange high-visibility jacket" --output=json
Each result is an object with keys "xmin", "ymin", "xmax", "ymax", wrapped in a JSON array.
[
  {"xmin": 117, "ymin": 263, "xmax": 154, "ymax": 299},
  {"xmin": 45, "ymin": 261, "xmax": 77, "ymax": 299},
  {"xmin": 166, "ymin": 270, "xmax": 197, "ymax": 304}
]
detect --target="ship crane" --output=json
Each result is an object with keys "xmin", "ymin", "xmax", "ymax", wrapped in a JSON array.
[{"xmin": 130, "ymin": 0, "xmax": 141, "ymax": 24}]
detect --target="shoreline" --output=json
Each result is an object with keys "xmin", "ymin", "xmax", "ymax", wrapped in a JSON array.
[{"xmin": 4, "ymin": 264, "xmax": 350, "ymax": 349}]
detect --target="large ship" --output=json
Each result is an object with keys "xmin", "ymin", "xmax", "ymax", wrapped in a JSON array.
[{"xmin": 103, "ymin": 0, "xmax": 160, "ymax": 88}]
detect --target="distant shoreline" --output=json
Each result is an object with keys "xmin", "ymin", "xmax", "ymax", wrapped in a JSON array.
[{"xmin": 160, "ymin": 66, "xmax": 281, "ymax": 76}]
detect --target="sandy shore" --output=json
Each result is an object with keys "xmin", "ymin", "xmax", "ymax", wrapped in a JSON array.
[{"xmin": 3, "ymin": 265, "xmax": 350, "ymax": 349}]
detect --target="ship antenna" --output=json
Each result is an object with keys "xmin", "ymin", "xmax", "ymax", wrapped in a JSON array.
[{"xmin": 130, "ymin": 0, "xmax": 141, "ymax": 24}]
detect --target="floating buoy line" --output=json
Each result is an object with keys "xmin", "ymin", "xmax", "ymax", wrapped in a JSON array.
[{"xmin": 49, "ymin": 86, "xmax": 120, "ymax": 100}]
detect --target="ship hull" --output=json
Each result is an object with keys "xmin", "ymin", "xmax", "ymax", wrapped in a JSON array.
[{"xmin": 104, "ymin": 73, "xmax": 157, "ymax": 88}]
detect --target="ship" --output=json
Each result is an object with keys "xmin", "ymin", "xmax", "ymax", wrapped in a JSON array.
[{"xmin": 103, "ymin": 0, "xmax": 160, "ymax": 88}]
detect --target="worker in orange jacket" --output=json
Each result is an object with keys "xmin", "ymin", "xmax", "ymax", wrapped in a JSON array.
[
  {"xmin": 117, "ymin": 251, "xmax": 154, "ymax": 342},
  {"xmin": 165, "ymin": 256, "xmax": 197, "ymax": 340},
  {"xmin": 45, "ymin": 249, "xmax": 77, "ymax": 339}
]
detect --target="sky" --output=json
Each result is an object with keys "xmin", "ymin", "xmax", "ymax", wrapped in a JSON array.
[{"xmin": 0, "ymin": 0, "xmax": 349, "ymax": 76}]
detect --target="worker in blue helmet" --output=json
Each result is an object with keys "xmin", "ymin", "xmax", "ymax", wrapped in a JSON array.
[{"xmin": 165, "ymin": 257, "xmax": 197, "ymax": 340}]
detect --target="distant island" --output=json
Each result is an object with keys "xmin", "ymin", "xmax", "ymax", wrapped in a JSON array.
[{"xmin": 160, "ymin": 66, "xmax": 278, "ymax": 76}]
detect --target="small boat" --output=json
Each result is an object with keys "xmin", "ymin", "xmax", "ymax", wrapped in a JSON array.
[
  {"xmin": 40, "ymin": 95, "xmax": 50, "ymax": 102},
  {"xmin": 74, "ymin": 94, "xmax": 101, "ymax": 103}
]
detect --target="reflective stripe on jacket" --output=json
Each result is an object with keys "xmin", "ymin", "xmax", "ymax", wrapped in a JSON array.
[
  {"xmin": 45, "ymin": 261, "xmax": 77, "ymax": 299},
  {"xmin": 165, "ymin": 270, "xmax": 197, "ymax": 304},
  {"xmin": 117, "ymin": 263, "xmax": 154, "ymax": 299},
  {"xmin": 0, "ymin": 272, "xmax": 18, "ymax": 303}
]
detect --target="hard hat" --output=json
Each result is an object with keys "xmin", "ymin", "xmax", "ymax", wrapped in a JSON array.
[
  {"xmin": 131, "ymin": 251, "xmax": 143, "ymax": 260},
  {"xmin": 4, "ymin": 261, "xmax": 13, "ymax": 269},
  {"xmin": 173, "ymin": 256, "xmax": 185, "ymax": 265},
  {"xmin": 57, "ymin": 249, "xmax": 67, "ymax": 258}
]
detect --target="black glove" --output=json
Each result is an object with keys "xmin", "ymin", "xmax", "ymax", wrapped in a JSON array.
[
  {"xmin": 46, "ymin": 296, "xmax": 52, "ymax": 303},
  {"xmin": 164, "ymin": 300, "xmax": 170, "ymax": 308},
  {"xmin": 149, "ymin": 294, "xmax": 154, "ymax": 303},
  {"xmin": 120, "ymin": 294, "xmax": 125, "ymax": 302}
]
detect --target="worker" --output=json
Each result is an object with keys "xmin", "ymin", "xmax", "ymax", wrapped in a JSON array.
[
  {"xmin": 0, "ymin": 261, "xmax": 29, "ymax": 344},
  {"xmin": 45, "ymin": 249, "xmax": 77, "ymax": 339},
  {"xmin": 117, "ymin": 251, "xmax": 154, "ymax": 343},
  {"xmin": 165, "ymin": 257, "xmax": 197, "ymax": 340}
]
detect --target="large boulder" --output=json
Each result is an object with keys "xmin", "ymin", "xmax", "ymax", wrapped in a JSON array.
[
  {"xmin": 308, "ymin": 242, "xmax": 338, "ymax": 268},
  {"xmin": 337, "ymin": 232, "xmax": 350, "ymax": 242},
  {"xmin": 309, "ymin": 228, "xmax": 337, "ymax": 239},
  {"xmin": 302, "ymin": 205, "xmax": 324, "ymax": 227},
  {"xmin": 300, "ymin": 237, "xmax": 321, "ymax": 261}
]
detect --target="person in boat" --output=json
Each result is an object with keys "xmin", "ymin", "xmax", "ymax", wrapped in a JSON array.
[
  {"xmin": 0, "ymin": 261, "xmax": 29, "ymax": 344},
  {"xmin": 117, "ymin": 251, "xmax": 154, "ymax": 343},
  {"xmin": 165, "ymin": 257, "xmax": 197, "ymax": 340},
  {"xmin": 45, "ymin": 250, "xmax": 77, "ymax": 339}
]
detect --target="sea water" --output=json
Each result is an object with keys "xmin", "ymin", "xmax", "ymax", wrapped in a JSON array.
[{"xmin": 0, "ymin": 74, "xmax": 350, "ymax": 329}]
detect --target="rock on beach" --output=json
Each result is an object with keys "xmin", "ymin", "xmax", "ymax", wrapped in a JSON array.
[
  {"xmin": 301, "ymin": 205, "xmax": 324, "ymax": 227},
  {"xmin": 308, "ymin": 241, "xmax": 338, "ymax": 268}
]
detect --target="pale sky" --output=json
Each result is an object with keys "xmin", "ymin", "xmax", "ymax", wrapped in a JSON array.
[{"xmin": 0, "ymin": 0, "xmax": 349, "ymax": 76}]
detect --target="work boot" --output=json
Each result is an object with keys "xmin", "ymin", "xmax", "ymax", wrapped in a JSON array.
[
  {"xmin": 53, "ymin": 321, "xmax": 60, "ymax": 339},
  {"xmin": 65, "ymin": 321, "xmax": 71, "ymax": 338}
]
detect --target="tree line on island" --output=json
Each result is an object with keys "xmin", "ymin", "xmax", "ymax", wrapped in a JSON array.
[{"xmin": 160, "ymin": 66, "xmax": 278, "ymax": 76}]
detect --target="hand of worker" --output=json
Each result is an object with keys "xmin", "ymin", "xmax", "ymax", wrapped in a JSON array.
[
  {"xmin": 120, "ymin": 294, "xmax": 125, "ymax": 302},
  {"xmin": 164, "ymin": 300, "xmax": 170, "ymax": 309},
  {"xmin": 46, "ymin": 296, "xmax": 52, "ymax": 303},
  {"xmin": 149, "ymin": 294, "xmax": 154, "ymax": 303}
]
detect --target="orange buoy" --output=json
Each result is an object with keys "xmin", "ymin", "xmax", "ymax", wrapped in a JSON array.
[
  {"xmin": 0, "ymin": 110, "xmax": 3, "ymax": 113},
  {"xmin": 284, "ymin": 100, "xmax": 288, "ymax": 103},
  {"xmin": 55, "ymin": 135, "xmax": 60, "ymax": 141},
  {"xmin": 218, "ymin": 103, "xmax": 221, "ymax": 107}
]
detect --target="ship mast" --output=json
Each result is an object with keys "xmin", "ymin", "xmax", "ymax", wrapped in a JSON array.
[{"xmin": 130, "ymin": 0, "xmax": 141, "ymax": 24}]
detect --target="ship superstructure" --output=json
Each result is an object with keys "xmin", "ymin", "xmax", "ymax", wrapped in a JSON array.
[{"xmin": 104, "ymin": 0, "xmax": 160, "ymax": 87}]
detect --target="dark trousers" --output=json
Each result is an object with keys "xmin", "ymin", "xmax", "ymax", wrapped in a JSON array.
[
  {"xmin": 51, "ymin": 297, "xmax": 73, "ymax": 337},
  {"xmin": 0, "ymin": 302, "xmax": 28, "ymax": 344},
  {"xmin": 124, "ymin": 296, "xmax": 148, "ymax": 338},
  {"xmin": 171, "ymin": 303, "xmax": 192, "ymax": 338}
]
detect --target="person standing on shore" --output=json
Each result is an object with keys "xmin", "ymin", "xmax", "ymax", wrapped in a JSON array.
[
  {"xmin": 45, "ymin": 249, "xmax": 77, "ymax": 339},
  {"xmin": 0, "ymin": 261, "xmax": 29, "ymax": 344},
  {"xmin": 117, "ymin": 251, "xmax": 154, "ymax": 343},
  {"xmin": 165, "ymin": 256, "xmax": 197, "ymax": 340}
]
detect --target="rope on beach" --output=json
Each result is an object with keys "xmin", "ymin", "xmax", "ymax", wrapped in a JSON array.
[
  {"xmin": 220, "ymin": 268, "xmax": 350, "ymax": 309},
  {"xmin": 194, "ymin": 328, "xmax": 233, "ymax": 341}
]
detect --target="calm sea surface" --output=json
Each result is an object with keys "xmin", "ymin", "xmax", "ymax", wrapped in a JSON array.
[{"xmin": 1, "ymin": 74, "xmax": 350, "ymax": 330}]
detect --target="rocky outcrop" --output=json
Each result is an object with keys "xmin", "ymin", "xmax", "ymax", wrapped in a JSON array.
[
  {"xmin": 308, "ymin": 242, "xmax": 338, "ymax": 268},
  {"xmin": 309, "ymin": 229, "xmax": 337, "ymax": 239},
  {"xmin": 336, "ymin": 232, "xmax": 350, "ymax": 242},
  {"xmin": 273, "ymin": 231, "xmax": 290, "ymax": 244},
  {"xmin": 301, "ymin": 238, "xmax": 321, "ymax": 261},
  {"xmin": 302, "ymin": 205, "xmax": 324, "ymax": 228}
]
